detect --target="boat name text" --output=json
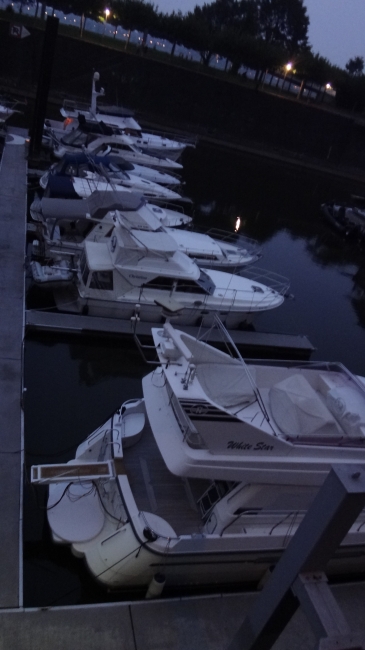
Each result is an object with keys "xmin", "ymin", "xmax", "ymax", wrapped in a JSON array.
[{"xmin": 227, "ymin": 441, "xmax": 274, "ymax": 451}]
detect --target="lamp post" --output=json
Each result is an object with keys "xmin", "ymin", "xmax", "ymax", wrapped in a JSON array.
[
  {"xmin": 283, "ymin": 62, "xmax": 292, "ymax": 90},
  {"xmin": 103, "ymin": 8, "xmax": 110, "ymax": 38}
]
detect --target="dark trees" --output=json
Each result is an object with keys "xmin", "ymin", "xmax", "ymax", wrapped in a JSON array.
[{"xmin": 345, "ymin": 56, "xmax": 364, "ymax": 76}]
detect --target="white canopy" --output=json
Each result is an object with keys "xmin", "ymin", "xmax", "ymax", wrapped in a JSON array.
[{"xmin": 270, "ymin": 374, "xmax": 339, "ymax": 439}]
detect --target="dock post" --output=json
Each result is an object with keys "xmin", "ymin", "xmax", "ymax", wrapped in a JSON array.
[{"xmin": 226, "ymin": 465, "xmax": 365, "ymax": 650}]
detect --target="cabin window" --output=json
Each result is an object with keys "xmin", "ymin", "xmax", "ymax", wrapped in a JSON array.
[
  {"xmin": 142, "ymin": 276, "xmax": 175, "ymax": 290},
  {"xmin": 89, "ymin": 271, "xmax": 113, "ymax": 291},
  {"xmin": 175, "ymin": 280, "xmax": 204, "ymax": 294},
  {"xmin": 197, "ymin": 270, "xmax": 216, "ymax": 294},
  {"xmin": 111, "ymin": 144, "xmax": 132, "ymax": 152},
  {"xmin": 94, "ymin": 143, "xmax": 110, "ymax": 155},
  {"xmin": 175, "ymin": 271, "xmax": 215, "ymax": 295},
  {"xmin": 101, "ymin": 163, "xmax": 127, "ymax": 180}
]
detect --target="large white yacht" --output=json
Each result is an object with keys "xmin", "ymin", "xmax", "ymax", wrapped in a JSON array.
[
  {"xmin": 51, "ymin": 127, "xmax": 183, "ymax": 171},
  {"xmin": 61, "ymin": 173, "xmax": 183, "ymax": 203},
  {"xmin": 31, "ymin": 320, "xmax": 365, "ymax": 592},
  {"xmin": 30, "ymin": 190, "xmax": 191, "ymax": 232},
  {"xmin": 40, "ymin": 152, "xmax": 181, "ymax": 189},
  {"xmin": 51, "ymin": 221, "xmax": 287, "ymax": 327},
  {"xmin": 30, "ymin": 191, "xmax": 261, "ymax": 271},
  {"xmin": 59, "ymin": 71, "xmax": 195, "ymax": 161}
]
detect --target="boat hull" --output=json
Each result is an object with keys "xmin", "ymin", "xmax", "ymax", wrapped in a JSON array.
[{"xmin": 52, "ymin": 288, "xmax": 269, "ymax": 328}]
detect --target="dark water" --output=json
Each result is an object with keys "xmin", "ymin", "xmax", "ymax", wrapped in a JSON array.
[{"xmin": 23, "ymin": 140, "xmax": 365, "ymax": 606}]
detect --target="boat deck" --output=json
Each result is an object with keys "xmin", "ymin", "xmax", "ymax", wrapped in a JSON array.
[{"xmin": 123, "ymin": 424, "xmax": 210, "ymax": 536}]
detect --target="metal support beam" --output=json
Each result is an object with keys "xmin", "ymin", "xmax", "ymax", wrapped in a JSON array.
[
  {"xmin": 227, "ymin": 465, "xmax": 365, "ymax": 650},
  {"xmin": 292, "ymin": 572, "xmax": 351, "ymax": 639}
]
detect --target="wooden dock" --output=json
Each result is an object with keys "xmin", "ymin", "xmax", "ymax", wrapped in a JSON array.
[
  {"xmin": 25, "ymin": 309, "xmax": 315, "ymax": 359},
  {"xmin": 0, "ymin": 128, "xmax": 28, "ymax": 608}
]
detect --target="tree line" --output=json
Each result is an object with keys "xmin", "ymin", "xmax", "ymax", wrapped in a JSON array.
[{"xmin": 33, "ymin": 0, "xmax": 365, "ymax": 111}]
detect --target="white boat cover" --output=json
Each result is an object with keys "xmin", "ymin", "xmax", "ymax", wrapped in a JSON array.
[
  {"xmin": 270, "ymin": 374, "xmax": 339, "ymax": 439},
  {"xmin": 327, "ymin": 386, "xmax": 365, "ymax": 438},
  {"xmin": 40, "ymin": 191, "xmax": 145, "ymax": 221},
  {"xmin": 196, "ymin": 362, "xmax": 256, "ymax": 409},
  {"xmin": 85, "ymin": 241, "xmax": 113, "ymax": 270},
  {"xmin": 129, "ymin": 230, "xmax": 178, "ymax": 253}
]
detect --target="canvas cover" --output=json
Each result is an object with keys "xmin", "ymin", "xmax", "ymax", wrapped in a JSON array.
[
  {"xmin": 196, "ymin": 362, "xmax": 256, "ymax": 409},
  {"xmin": 327, "ymin": 386, "xmax": 365, "ymax": 438},
  {"xmin": 269, "ymin": 373, "xmax": 338, "ymax": 439}
]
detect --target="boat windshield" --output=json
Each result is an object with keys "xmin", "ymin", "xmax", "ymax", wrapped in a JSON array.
[
  {"xmin": 106, "ymin": 162, "xmax": 129, "ymax": 180},
  {"xmin": 197, "ymin": 270, "xmax": 216, "ymax": 295}
]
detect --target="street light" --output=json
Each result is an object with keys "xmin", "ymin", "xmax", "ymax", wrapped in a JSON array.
[
  {"xmin": 103, "ymin": 8, "xmax": 110, "ymax": 38},
  {"xmin": 283, "ymin": 62, "xmax": 292, "ymax": 91}
]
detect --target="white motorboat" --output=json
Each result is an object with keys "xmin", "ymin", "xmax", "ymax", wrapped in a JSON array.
[
  {"xmin": 59, "ymin": 71, "xmax": 195, "ymax": 161},
  {"xmin": 51, "ymin": 224, "xmax": 288, "ymax": 327},
  {"xmin": 39, "ymin": 153, "xmax": 181, "ymax": 189},
  {"xmin": 0, "ymin": 97, "xmax": 23, "ymax": 124},
  {"xmin": 29, "ymin": 191, "xmax": 193, "ymax": 238},
  {"xmin": 31, "ymin": 319, "xmax": 365, "ymax": 591},
  {"xmin": 64, "ymin": 174, "xmax": 183, "ymax": 203},
  {"xmin": 38, "ymin": 156, "xmax": 185, "ymax": 202},
  {"xmin": 165, "ymin": 227, "xmax": 262, "ymax": 269},
  {"xmin": 321, "ymin": 200, "xmax": 365, "ymax": 244},
  {"xmin": 50, "ymin": 124, "xmax": 184, "ymax": 172},
  {"xmin": 31, "ymin": 189, "xmax": 260, "ymax": 270}
]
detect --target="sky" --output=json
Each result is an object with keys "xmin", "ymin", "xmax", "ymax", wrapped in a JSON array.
[{"xmin": 153, "ymin": 0, "xmax": 365, "ymax": 70}]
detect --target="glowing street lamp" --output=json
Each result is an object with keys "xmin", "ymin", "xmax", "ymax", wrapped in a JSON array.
[
  {"xmin": 282, "ymin": 62, "xmax": 293, "ymax": 91},
  {"xmin": 103, "ymin": 8, "xmax": 110, "ymax": 37}
]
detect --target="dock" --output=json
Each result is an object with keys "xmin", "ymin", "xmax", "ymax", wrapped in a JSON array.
[
  {"xmin": 0, "ymin": 127, "xmax": 27, "ymax": 608},
  {"xmin": 25, "ymin": 310, "xmax": 315, "ymax": 359}
]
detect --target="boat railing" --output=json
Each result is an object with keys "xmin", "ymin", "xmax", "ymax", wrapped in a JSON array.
[
  {"xmin": 166, "ymin": 383, "xmax": 207, "ymax": 449},
  {"xmin": 138, "ymin": 277, "xmax": 285, "ymax": 310},
  {"xmin": 181, "ymin": 236, "xmax": 262, "ymax": 264},
  {"xmin": 239, "ymin": 266, "xmax": 290, "ymax": 296},
  {"xmin": 137, "ymin": 127, "xmax": 197, "ymax": 148},
  {"xmin": 154, "ymin": 200, "xmax": 187, "ymax": 214},
  {"xmin": 63, "ymin": 99, "xmax": 91, "ymax": 115},
  {"xmin": 217, "ymin": 509, "xmax": 306, "ymax": 538},
  {"xmin": 194, "ymin": 227, "xmax": 261, "ymax": 254},
  {"xmin": 217, "ymin": 506, "xmax": 365, "ymax": 539}
]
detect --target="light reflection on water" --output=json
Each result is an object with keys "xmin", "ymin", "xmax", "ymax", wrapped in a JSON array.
[{"xmin": 24, "ymin": 141, "xmax": 365, "ymax": 606}]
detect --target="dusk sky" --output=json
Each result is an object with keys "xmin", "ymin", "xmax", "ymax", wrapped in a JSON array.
[{"xmin": 154, "ymin": 0, "xmax": 365, "ymax": 70}]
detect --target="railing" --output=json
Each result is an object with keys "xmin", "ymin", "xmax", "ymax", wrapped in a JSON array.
[
  {"xmin": 137, "ymin": 279, "xmax": 286, "ymax": 312},
  {"xmin": 195, "ymin": 227, "xmax": 261, "ymax": 254},
  {"xmin": 166, "ymin": 382, "xmax": 206, "ymax": 448},
  {"xmin": 238, "ymin": 265, "xmax": 290, "ymax": 297},
  {"xmin": 216, "ymin": 506, "xmax": 365, "ymax": 540},
  {"xmin": 63, "ymin": 99, "xmax": 90, "ymax": 114}
]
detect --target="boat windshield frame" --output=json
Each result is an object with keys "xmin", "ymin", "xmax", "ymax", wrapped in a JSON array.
[{"xmin": 196, "ymin": 270, "xmax": 216, "ymax": 295}]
